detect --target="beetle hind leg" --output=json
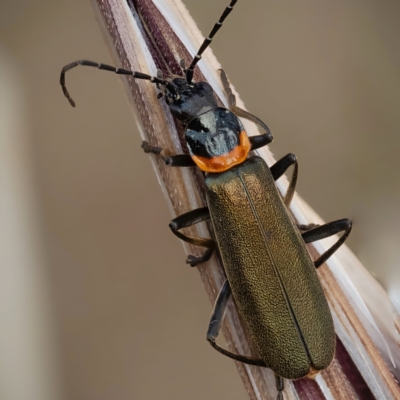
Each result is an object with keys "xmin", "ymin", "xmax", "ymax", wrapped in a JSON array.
[
  {"xmin": 275, "ymin": 375, "xmax": 285, "ymax": 400},
  {"xmin": 302, "ymin": 218, "xmax": 352, "ymax": 268},
  {"xmin": 206, "ymin": 280, "xmax": 267, "ymax": 367}
]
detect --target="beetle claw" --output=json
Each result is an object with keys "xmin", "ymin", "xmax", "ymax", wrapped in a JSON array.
[{"xmin": 186, "ymin": 255, "xmax": 201, "ymax": 267}]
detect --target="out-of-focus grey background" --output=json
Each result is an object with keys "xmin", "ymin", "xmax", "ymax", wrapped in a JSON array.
[{"xmin": 0, "ymin": 1, "xmax": 399, "ymax": 399}]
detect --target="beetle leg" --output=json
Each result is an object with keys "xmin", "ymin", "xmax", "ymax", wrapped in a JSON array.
[
  {"xmin": 163, "ymin": 154, "xmax": 197, "ymax": 167},
  {"xmin": 302, "ymin": 219, "xmax": 352, "ymax": 268},
  {"xmin": 297, "ymin": 223, "xmax": 319, "ymax": 232},
  {"xmin": 169, "ymin": 207, "xmax": 216, "ymax": 267},
  {"xmin": 141, "ymin": 141, "xmax": 196, "ymax": 167},
  {"xmin": 207, "ymin": 280, "xmax": 267, "ymax": 367},
  {"xmin": 219, "ymin": 69, "xmax": 273, "ymax": 147},
  {"xmin": 270, "ymin": 153, "xmax": 298, "ymax": 207},
  {"xmin": 249, "ymin": 133, "xmax": 274, "ymax": 151},
  {"xmin": 275, "ymin": 375, "xmax": 285, "ymax": 400}
]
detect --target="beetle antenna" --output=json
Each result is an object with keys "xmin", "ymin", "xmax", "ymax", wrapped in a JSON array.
[
  {"xmin": 60, "ymin": 60, "xmax": 176, "ymax": 107},
  {"xmin": 186, "ymin": 0, "xmax": 238, "ymax": 84}
]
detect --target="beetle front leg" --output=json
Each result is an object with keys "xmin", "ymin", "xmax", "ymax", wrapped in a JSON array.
[
  {"xmin": 249, "ymin": 133, "xmax": 274, "ymax": 151},
  {"xmin": 270, "ymin": 153, "xmax": 298, "ymax": 207},
  {"xmin": 302, "ymin": 218, "xmax": 352, "ymax": 268},
  {"xmin": 207, "ymin": 280, "xmax": 267, "ymax": 367},
  {"xmin": 219, "ymin": 69, "xmax": 274, "ymax": 150},
  {"xmin": 141, "ymin": 141, "xmax": 196, "ymax": 167},
  {"xmin": 169, "ymin": 207, "xmax": 216, "ymax": 267}
]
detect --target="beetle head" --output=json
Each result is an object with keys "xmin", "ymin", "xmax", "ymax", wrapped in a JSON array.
[{"xmin": 163, "ymin": 78, "xmax": 218, "ymax": 124}]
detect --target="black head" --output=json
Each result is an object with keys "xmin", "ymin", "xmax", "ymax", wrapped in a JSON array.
[{"xmin": 163, "ymin": 78, "xmax": 218, "ymax": 124}]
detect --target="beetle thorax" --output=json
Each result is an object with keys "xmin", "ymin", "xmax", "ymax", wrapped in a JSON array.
[{"xmin": 185, "ymin": 108, "xmax": 252, "ymax": 173}]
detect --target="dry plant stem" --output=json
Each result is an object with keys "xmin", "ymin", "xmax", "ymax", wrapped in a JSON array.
[{"xmin": 89, "ymin": 1, "xmax": 400, "ymax": 399}]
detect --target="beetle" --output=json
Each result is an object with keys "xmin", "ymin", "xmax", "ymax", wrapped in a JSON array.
[{"xmin": 60, "ymin": 1, "xmax": 352, "ymax": 399}]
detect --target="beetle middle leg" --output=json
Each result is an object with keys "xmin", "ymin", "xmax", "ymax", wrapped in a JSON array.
[
  {"xmin": 142, "ymin": 142, "xmax": 214, "ymax": 267},
  {"xmin": 169, "ymin": 207, "xmax": 216, "ymax": 267},
  {"xmin": 302, "ymin": 218, "xmax": 352, "ymax": 268}
]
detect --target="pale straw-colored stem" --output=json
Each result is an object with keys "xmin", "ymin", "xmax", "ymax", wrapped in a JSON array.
[{"xmin": 89, "ymin": 1, "xmax": 400, "ymax": 399}]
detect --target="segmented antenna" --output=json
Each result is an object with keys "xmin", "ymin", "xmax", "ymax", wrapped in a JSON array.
[
  {"xmin": 186, "ymin": 0, "xmax": 238, "ymax": 84},
  {"xmin": 60, "ymin": 60, "xmax": 176, "ymax": 107}
]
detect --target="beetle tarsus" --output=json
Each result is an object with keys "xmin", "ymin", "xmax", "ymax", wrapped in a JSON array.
[
  {"xmin": 275, "ymin": 375, "xmax": 284, "ymax": 400},
  {"xmin": 141, "ymin": 140, "xmax": 162, "ymax": 155},
  {"xmin": 141, "ymin": 141, "xmax": 192, "ymax": 167},
  {"xmin": 186, "ymin": 246, "xmax": 214, "ymax": 267},
  {"xmin": 186, "ymin": 255, "xmax": 202, "ymax": 267},
  {"xmin": 185, "ymin": 248, "xmax": 215, "ymax": 267}
]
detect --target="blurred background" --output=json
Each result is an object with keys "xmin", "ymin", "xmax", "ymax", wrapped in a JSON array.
[{"xmin": 0, "ymin": 0, "xmax": 399, "ymax": 399}]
